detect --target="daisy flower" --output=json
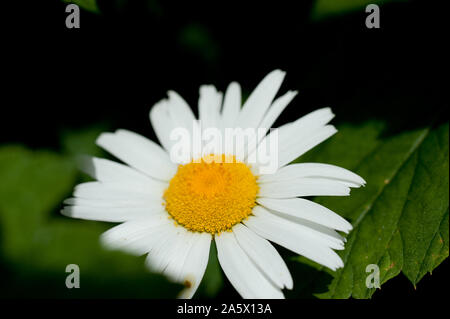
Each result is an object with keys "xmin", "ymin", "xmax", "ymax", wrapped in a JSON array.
[{"xmin": 62, "ymin": 70, "xmax": 365, "ymax": 298}]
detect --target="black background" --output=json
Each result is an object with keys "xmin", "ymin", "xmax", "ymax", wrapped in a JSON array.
[{"xmin": 1, "ymin": 0, "xmax": 448, "ymax": 300}]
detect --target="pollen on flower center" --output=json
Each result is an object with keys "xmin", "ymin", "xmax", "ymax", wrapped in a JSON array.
[{"xmin": 163, "ymin": 154, "xmax": 259, "ymax": 234}]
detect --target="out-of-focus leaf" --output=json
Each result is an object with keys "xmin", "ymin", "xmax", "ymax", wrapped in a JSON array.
[
  {"xmin": 293, "ymin": 121, "xmax": 449, "ymax": 298},
  {"xmin": 0, "ymin": 146, "xmax": 77, "ymax": 258},
  {"xmin": 178, "ymin": 24, "xmax": 219, "ymax": 63},
  {"xmin": 196, "ymin": 241, "xmax": 223, "ymax": 298},
  {"xmin": 0, "ymin": 146, "xmax": 182, "ymax": 298},
  {"xmin": 62, "ymin": 0, "xmax": 99, "ymax": 14},
  {"xmin": 311, "ymin": 0, "xmax": 408, "ymax": 21},
  {"xmin": 61, "ymin": 125, "xmax": 107, "ymax": 158}
]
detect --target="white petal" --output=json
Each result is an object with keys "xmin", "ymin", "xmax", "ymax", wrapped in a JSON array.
[
  {"xmin": 277, "ymin": 125, "xmax": 337, "ymax": 168},
  {"xmin": 221, "ymin": 82, "xmax": 241, "ymax": 129},
  {"xmin": 162, "ymin": 231, "xmax": 196, "ymax": 282},
  {"xmin": 63, "ymin": 197, "xmax": 162, "ymax": 208},
  {"xmin": 258, "ymin": 91, "xmax": 298, "ymax": 132},
  {"xmin": 78, "ymin": 156, "xmax": 169, "ymax": 188},
  {"xmin": 215, "ymin": 231, "xmax": 284, "ymax": 299},
  {"xmin": 254, "ymin": 108, "xmax": 336, "ymax": 171},
  {"xmin": 61, "ymin": 205, "xmax": 164, "ymax": 223},
  {"xmin": 244, "ymin": 206, "xmax": 344, "ymax": 270},
  {"xmin": 146, "ymin": 225, "xmax": 190, "ymax": 274},
  {"xmin": 100, "ymin": 213, "xmax": 171, "ymax": 255},
  {"xmin": 245, "ymin": 90, "xmax": 298, "ymax": 158},
  {"xmin": 257, "ymin": 197, "xmax": 352, "ymax": 233},
  {"xmin": 274, "ymin": 107, "xmax": 334, "ymax": 153},
  {"xmin": 237, "ymin": 69, "xmax": 286, "ymax": 129},
  {"xmin": 275, "ymin": 108, "xmax": 335, "ymax": 149},
  {"xmin": 116, "ymin": 129, "xmax": 177, "ymax": 176},
  {"xmin": 150, "ymin": 98, "xmax": 176, "ymax": 152},
  {"xmin": 199, "ymin": 85, "xmax": 223, "ymax": 130},
  {"xmin": 167, "ymin": 90, "xmax": 196, "ymax": 132},
  {"xmin": 233, "ymin": 223, "xmax": 293, "ymax": 289},
  {"xmin": 254, "ymin": 205, "xmax": 344, "ymax": 249},
  {"xmin": 166, "ymin": 91, "xmax": 203, "ymax": 162},
  {"xmin": 288, "ymin": 107, "xmax": 335, "ymax": 134},
  {"xmin": 72, "ymin": 181, "xmax": 165, "ymax": 201},
  {"xmin": 267, "ymin": 208, "xmax": 347, "ymax": 244},
  {"xmin": 258, "ymin": 162, "xmax": 366, "ymax": 187},
  {"xmin": 258, "ymin": 178, "xmax": 351, "ymax": 198},
  {"xmin": 96, "ymin": 130, "xmax": 177, "ymax": 181},
  {"xmin": 177, "ymin": 232, "xmax": 212, "ymax": 299}
]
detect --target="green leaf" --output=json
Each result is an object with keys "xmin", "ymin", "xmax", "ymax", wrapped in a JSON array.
[
  {"xmin": 293, "ymin": 122, "xmax": 449, "ymax": 298},
  {"xmin": 60, "ymin": 125, "xmax": 107, "ymax": 158},
  {"xmin": 311, "ymin": 0, "xmax": 408, "ymax": 21},
  {"xmin": 178, "ymin": 24, "xmax": 220, "ymax": 63},
  {"xmin": 196, "ymin": 241, "xmax": 224, "ymax": 298},
  {"xmin": 0, "ymin": 146, "xmax": 78, "ymax": 258},
  {"xmin": 0, "ymin": 145, "xmax": 182, "ymax": 298},
  {"xmin": 62, "ymin": 0, "xmax": 100, "ymax": 14}
]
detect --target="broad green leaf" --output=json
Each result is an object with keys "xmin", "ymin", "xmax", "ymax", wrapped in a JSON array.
[
  {"xmin": 0, "ymin": 146, "xmax": 78, "ymax": 259},
  {"xmin": 293, "ymin": 122, "xmax": 449, "ymax": 298},
  {"xmin": 62, "ymin": 0, "xmax": 99, "ymax": 14},
  {"xmin": 0, "ymin": 146, "xmax": 182, "ymax": 298}
]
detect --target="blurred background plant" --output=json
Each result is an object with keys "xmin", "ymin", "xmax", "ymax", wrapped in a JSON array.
[{"xmin": 0, "ymin": 0, "xmax": 447, "ymax": 298}]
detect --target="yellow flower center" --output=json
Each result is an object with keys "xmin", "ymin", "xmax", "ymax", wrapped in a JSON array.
[{"xmin": 164, "ymin": 154, "xmax": 259, "ymax": 234}]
